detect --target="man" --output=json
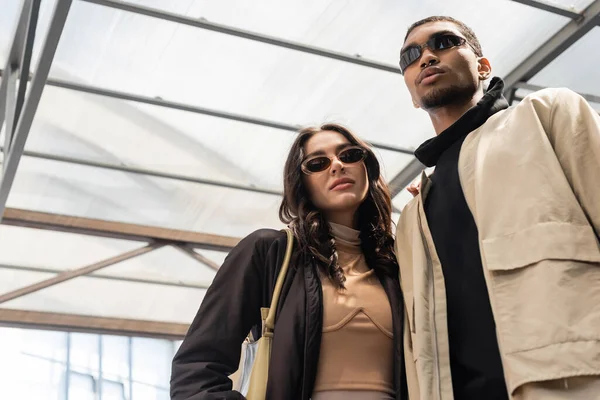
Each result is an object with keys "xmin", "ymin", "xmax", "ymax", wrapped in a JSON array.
[{"xmin": 395, "ymin": 16, "xmax": 600, "ymax": 400}]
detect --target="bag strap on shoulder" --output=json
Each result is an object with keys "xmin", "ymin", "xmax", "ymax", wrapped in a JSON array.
[{"xmin": 263, "ymin": 228, "xmax": 294, "ymax": 333}]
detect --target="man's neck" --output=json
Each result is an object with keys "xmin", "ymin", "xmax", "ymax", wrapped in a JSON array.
[{"xmin": 428, "ymin": 92, "xmax": 484, "ymax": 135}]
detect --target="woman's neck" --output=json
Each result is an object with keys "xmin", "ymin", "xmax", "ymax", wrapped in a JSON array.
[
  {"xmin": 325, "ymin": 210, "xmax": 358, "ymax": 229},
  {"xmin": 329, "ymin": 221, "xmax": 361, "ymax": 253}
]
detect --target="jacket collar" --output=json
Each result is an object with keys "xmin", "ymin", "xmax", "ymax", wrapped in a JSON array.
[{"xmin": 414, "ymin": 77, "xmax": 509, "ymax": 167}]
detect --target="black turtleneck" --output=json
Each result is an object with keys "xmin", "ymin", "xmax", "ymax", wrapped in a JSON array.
[{"xmin": 414, "ymin": 77, "xmax": 509, "ymax": 400}]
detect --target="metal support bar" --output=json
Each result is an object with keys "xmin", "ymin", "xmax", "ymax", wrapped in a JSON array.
[
  {"xmin": 0, "ymin": 263, "xmax": 211, "ymax": 289},
  {"xmin": 49, "ymin": 76, "xmax": 302, "ymax": 132},
  {"xmin": 0, "ymin": 0, "xmax": 73, "ymax": 224},
  {"xmin": 3, "ymin": 70, "xmax": 18, "ymax": 163},
  {"xmin": 174, "ymin": 245, "xmax": 220, "ymax": 271},
  {"xmin": 514, "ymin": 82, "xmax": 600, "ymax": 104},
  {"xmin": 507, "ymin": 87, "xmax": 518, "ymax": 106},
  {"xmin": 1, "ymin": 207, "xmax": 240, "ymax": 251},
  {"xmin": 503, "ymin": 0, "xmax": 600, "ymax": 93},
  {"xmin": 80, "ymin": 0, "xmax": 401, "ymax": 74},
  {"xmin": 1, "ymin": 146, "xmax": 283, "ymax": 196},
  {"xmin": 0, "ymin": 70, "xmax": 413, "ymax": 155},
  {"xmin": 389, "ymin": 158, "xmax": 424, "ymax": 198},
  {"xmin": 510, "ymin": 0, "xmax": 581, "ymax": 19},
  {"xmin": 0, "ymin": 308, "xmax": 189, "ymax": 339},
  {"xmin": 98, "ymin": 335, "xmax": 103, "ymax": 399},
  {"xmin": 0, "ymin": 0, "xmax": 34, "ymax": 131},
  {"xmin": 15, "ymin": 0, "xmax": 41, "ymax": 128},
  {"xmin": 127, "ymin": 337, "xmax": 133, "ymax": 400},
  {"xmin": 0, "ymin": 242, "xmax": 162, "ymax": 304},
  {"xmin": 38, "ymin": 77, "xmax": 414, "ymax": 155},
  {"xmin": 65, "ymin": 332, "xmax": 71, "ymax": 400}
]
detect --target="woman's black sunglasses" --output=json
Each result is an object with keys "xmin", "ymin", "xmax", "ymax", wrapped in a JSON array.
[
  {"xmin": 301, "ymin": 146, "xmax": 367, "ymax": 175},
  {"xmin": 399, "ymin": 34, "xmax": 468, "ymax": 75}
]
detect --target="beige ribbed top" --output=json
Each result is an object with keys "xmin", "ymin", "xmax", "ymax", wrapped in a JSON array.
[{"xmin": 312, "ymin": 222, "xmax": 394, "ymax": 399}]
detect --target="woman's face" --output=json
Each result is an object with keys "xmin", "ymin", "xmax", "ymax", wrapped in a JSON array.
[{"xmin": 302, "ymin": 130, "xmax": 369, "ymax": 220}]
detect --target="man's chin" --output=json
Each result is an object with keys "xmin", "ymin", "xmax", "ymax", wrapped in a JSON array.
[{"xmin": 420, "ymin": 84, "xmax": 475, "ymax": 110}]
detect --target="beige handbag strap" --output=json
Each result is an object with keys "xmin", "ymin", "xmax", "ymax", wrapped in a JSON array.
[{"xmin": 263, "ymin": 228, "xmax": 294, "ymax": 332}]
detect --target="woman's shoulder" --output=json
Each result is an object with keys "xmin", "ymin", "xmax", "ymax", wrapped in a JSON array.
[{"xmin": 236, "ymin": 228, "xmax": 289, "ymax": 252}]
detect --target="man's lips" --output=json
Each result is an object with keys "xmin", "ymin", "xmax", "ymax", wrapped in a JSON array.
[{"xmin": 417, "ymin": 66, "xmax": 445, "ymax": 85}]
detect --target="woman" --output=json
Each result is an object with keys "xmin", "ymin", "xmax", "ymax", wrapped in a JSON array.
[{"xmin": 170, "ymin": 123, "xmax": 407, "ymax": 400}]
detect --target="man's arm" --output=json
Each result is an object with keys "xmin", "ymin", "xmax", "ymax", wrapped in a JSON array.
[{"xmin": 544, "ymin": 88, "xmax": 600, "ymax": 237}]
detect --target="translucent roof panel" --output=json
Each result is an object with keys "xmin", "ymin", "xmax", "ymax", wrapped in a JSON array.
[
  {"xmin": 2, "ymin": 277, "xmax": 206, "ymax": 324},
  {"xmin": 8, "ymin": 156, "xmax": 285, "ymax": 237},
  {"xmin": 0, "ymin": 268, "xmax": 54, "ymax": 294},
  {"xmin": 568, "ymin": 0, "xmax": 599, "ymax": 7},
  {"xmin": 24, "ymin": 81, "xmax": 416, "ymax": 191},
  {"xmin": 1, "ymin": 0, "xmax": 593, "ymax": 328},
  {"xmin": 194, "ymin": 249, "xmax": 228, "ymax": 268},
  {"xmin": 0, "ymin": 2, "xmax": 24, "ymax": 66},
  {"xmin": 3, "ymin": 0, "xmax": 570, "ymax": 150},
  {"xmin": 90, "ymin": 0, "xmax": 574, "ymax": 69},
  {"xmin": 14, "ymin": 80, "xmax": 418, "ymax": 238},
  {"xmin": 49, "ymin": 23, "xmax": 423, "ymax": 149},
  {"xmin": 94, "ymin": 245, "xmax": 216, "ymax": 287},
  {"xmin": 0, "ymin": 225, "xmax": 142, "ymax": 269},
  {"xmin": 26, "ymin": 84, "xmax": 292, "ymax": 191},
  {"xmin": 375, "ymin": 150, "xmax": 416, "ymax": 182},
  {"xmin": 529, "ymin": 27, "xmax": 600, "ymax": 97}
]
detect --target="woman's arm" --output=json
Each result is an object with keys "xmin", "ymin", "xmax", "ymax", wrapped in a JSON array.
[{"xmin": 170, "ymin": 229, "xmax": 278, "ymax": 399}]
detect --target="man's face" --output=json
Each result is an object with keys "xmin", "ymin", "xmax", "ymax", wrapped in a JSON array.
[{"xmin": 401, "ymin": 21, "xmax": 484, "ymax": 110}]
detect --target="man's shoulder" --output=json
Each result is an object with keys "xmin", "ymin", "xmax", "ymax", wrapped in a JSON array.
[
  {"xmin": 517, "ymin": 87, "xmax": 580, "ymax": 108},
  {"xmin": 482, "ymin": 87, "xmax": 583, "ymax": 129}
]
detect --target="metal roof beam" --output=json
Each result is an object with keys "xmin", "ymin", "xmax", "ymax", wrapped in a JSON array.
[
  {"xmin": 0, "ymin": 71, "xmax": 414, "ymax": 155},
  {"xmin": 80, "ymin": 0, "xmax": 401, "ymax": 74},
  {"xmin": 511, "ymin": 0, "xmax": 581, "ymax": 19},
  {"xmin": 0, "ymin": 0, "xmax": 72, "ymax": 223},
  {"xmin": 3, "ymin": 146, "xmax": 283, "ymax": 196},
  {"xmin": 0, "ymin": 243, "xmax": 161, "ymax": 304},
  {"xmin": 0, "ymin": 263, "xmax": 211, "ymax": 289},
  {"xmin": 504, "ymin": 0, "xmax": 600, "ymax": 93},
  {"xmin": 1, "ymin": 207, "xmax": 241, "ymax": 251},
  {"xmin": 389, "ymin": 158, "xmax": 424, "ymax": 198},
  {"xmin": 0, "ymin": 308, "xmax": 188, "ymax": 339}
]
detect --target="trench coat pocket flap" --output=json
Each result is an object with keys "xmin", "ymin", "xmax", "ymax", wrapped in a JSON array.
[{"xmin": 482, "ymin": 222, "xmax": 600, "ymax": 271}]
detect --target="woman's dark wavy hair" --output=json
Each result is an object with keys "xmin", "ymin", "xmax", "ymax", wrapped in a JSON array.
[{"xmin": 279, "ymin": 123, "xmax": 398, "ymax": 288}]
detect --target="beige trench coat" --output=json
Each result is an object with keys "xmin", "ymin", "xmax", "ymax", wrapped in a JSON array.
[{"xmin": 395, "ymin": 88, "xmax": 600, "ymax": 400}]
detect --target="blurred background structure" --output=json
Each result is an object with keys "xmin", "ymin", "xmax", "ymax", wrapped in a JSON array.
[{"xmin": 0, "ymin": 0, "xmax": 599, "ymax": 398}]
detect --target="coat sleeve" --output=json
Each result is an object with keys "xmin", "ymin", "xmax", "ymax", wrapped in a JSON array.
[
  {"xmin": 545, "ymin": 89, "xmax": 600, "ymax": 238},
  {"xmin": 170, "ymin": 230, "xmax": 276, "ymax": 399}
]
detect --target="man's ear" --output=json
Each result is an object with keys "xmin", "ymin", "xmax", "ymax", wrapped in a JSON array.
[{"xmin": 477, "ymin": 57, "xmax": 492, "ymax": 80}]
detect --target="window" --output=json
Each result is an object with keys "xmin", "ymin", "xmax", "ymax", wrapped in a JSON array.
[{"xmin": 0, "ymin": 327, "xmax": 177, "ymax": 400}]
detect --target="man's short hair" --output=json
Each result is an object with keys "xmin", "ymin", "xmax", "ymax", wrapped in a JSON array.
[{"xmin": 404, "ymin": 16, "xmax": 483, "ymax": 57}]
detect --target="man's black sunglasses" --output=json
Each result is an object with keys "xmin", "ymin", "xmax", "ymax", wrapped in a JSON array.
[{"xmin": 399, "ymin": 34, "xmax": 468, "ymax": 75}]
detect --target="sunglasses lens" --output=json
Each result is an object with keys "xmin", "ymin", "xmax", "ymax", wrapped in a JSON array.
[
  {"xmin": 434, "ymin": 34, "xmax": 464, "ymax": 50},
  {"xmin": 400, "ymin": 34, "xmax": 466, "ymax": 73},
  {"xmin": 400, "ymin": 47, "xmax": 421, "ymax": 72},
  {"xmin": 339, "ymin": 148, "xmax": 366, "ymax": 164},
  {"xmin": 303, "ymin": 157, "xmax": 330, "ymax": 173}
]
